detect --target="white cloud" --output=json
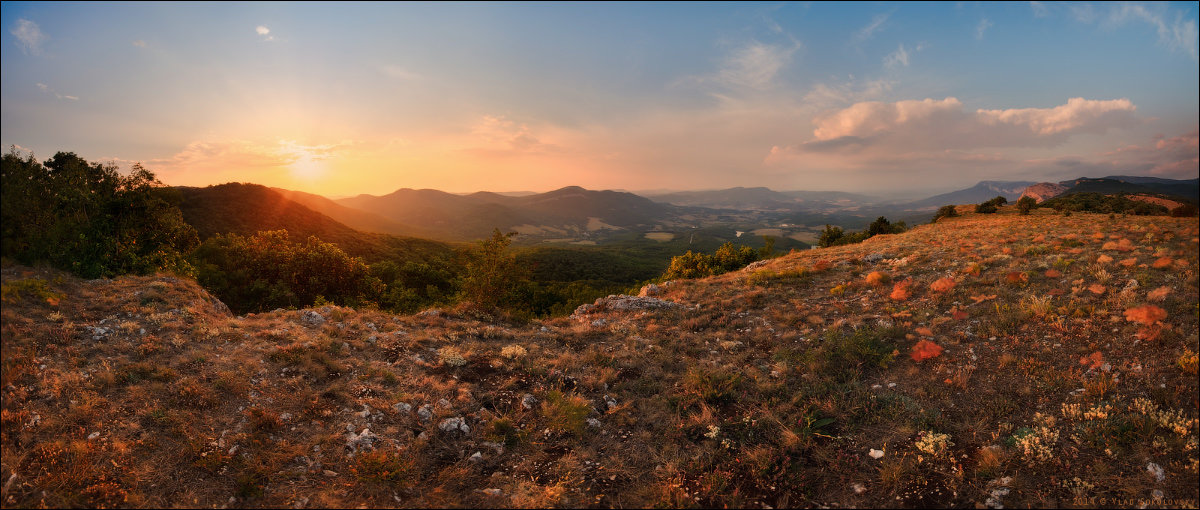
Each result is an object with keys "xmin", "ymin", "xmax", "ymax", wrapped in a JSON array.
[
  {"xmin": 1030, "ymin": 1, "xmax": 1049, "ymax": 18},
  {"xmin": 132, "ymin": 39, "xmax": 147, "ymax": 48},
  {"xmin": 852, "ymin": 13, "xmax": 890, "ymax": 44},
  {"xmin": 797, "ymin": 97, "xmax": 1138, "ymax": 153},
  {"xmin": 976, "ymin": 18, "xmax": 993, "ymax": 40},
  {"xmin": 36, "ymin": 82, "xmax": 78, "ymax": 101},
  {"xmin": 1107, "ymin": 3, "xmax": 1199, "ymax": 61},
  {"xmin": 884, "ymin": 44, "xmax": 910, "ymax": 68},
  {"xmin": 11, "ymin": 18, "xmax": 46, "ymax": 55},
  {"xmin": 716, "ymin": 41, "xmax": 799, "ymax": 89},
  {"xmin": 255, "ymin": 25, "xmax": 274, "ymax": 41}
]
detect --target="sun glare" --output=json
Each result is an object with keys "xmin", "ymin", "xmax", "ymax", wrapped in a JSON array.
[{"xmin": 280, "ymin": 142, "xmax": 328, "ymax": 181}]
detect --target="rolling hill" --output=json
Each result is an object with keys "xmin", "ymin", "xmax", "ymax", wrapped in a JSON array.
[
  {"xmin": 3, "ymin": 206, "xmax": 1195, "ymax": 508},
  {"xmin": 173, "ymin": 183, "xmax": 457, "ymax": 263},
  {"xmin": 337, "ymin": 186, "xmax": 678, "ymax": 242}
]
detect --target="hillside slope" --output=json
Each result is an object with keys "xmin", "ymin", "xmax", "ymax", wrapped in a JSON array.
[
  {"xmin": 174, "ymin": 183, "xmax": 458, "ymax": 263},
  {"xmin": 2, "ymin": 209, "xmax": 1197, "ymax": 508}
]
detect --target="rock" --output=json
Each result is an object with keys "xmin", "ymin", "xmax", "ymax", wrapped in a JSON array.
[
  {"xmin": 1147, "ymin": 462, "xmax": 1165, "ymax": 482},
  {"xmin": 591, "ymin": 318, "xmax": 608, "ymax": 328},
  {"xmin": 299, "ymin": 310, "xmax": 325, "ymax": 328},
  {"xmin": 587, "ymin": 418, "xmax": 602, "ymax": 428},
  {"xmin": 322, "ymin": 470, "xmax": 338, "ymax": 477},
  {"xmin": 571, "ymin": 294, "xmax": 683, "ymax": 318},
  {"xmin": 637, "ymin": 283, "xmax": 661, "ymax": 297},
  {"xmin": 345, "ymin": 428, "xmax": 378, "ymax": 452},
  {"xmin": 863, "ymin": 253, "xmax": 888, "ymax": 263},
  {"xmin": 604, "ymin": 395, "xmax": 618, "ymax": 411},
  {"xmin": 481, "ymin": 441, "xmax": 505, "ymax": 454},
  {"xmin": 417, "ymin": 405, "xmax": 433, "ymax": 422},
  {"xmin": 393, "ymin": 402, "xmax": 412, "ymax": 415},
  {"xmin": 356, "ymin": 405, "xmax": 372, "ymax": 419},
  {"xmin": 852, "ymin": 483, "xmax": 866, "ymax": 494},
  {"xmin": 417, "ymin": 309, "xmax": 441, "ymax": 318},
  {"xmin": 743, "ymin": 260, "xmax": 771, "ymax": 271},
  {"xmin": 480, "ymin": 488, "xmax": 502, "ymax": 497},
  {"xmin": 469, "ymin": 452, "xmax": 482, "ymax": 462},
  {"xmin": 869, "ymin": 449, "xmax": 885, "ymax": 459},
  {"xmin": 87, "ymin": 431, "xmax": 101, "ymax": 440},
  {"xmin": 437, "ymin": 398, "xmax": 452, "ymax": 409},
  {"xmin": 439, "ymin": 417, "xmax": 470, "ymax": 435},
  {"xmin": 521, "ymin": 394, "xmax": 538, "ymax": 410}
]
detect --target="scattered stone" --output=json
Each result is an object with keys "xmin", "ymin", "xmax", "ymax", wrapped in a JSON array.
[
  {"xmin": 322, "ymin": 470, "xmax": 338, "ymax": 477},
  {"xmin": 587, "ymin": 418, "xmax": 602, "ymax": 428},
  {"xmin": 393, "ymin": 402, "xmax": 412, "ymax": 415},
  {"xmin": 356, "ymin": 405, "xmax": 373, "ymax": 419},
  {"xmin": 417, "ymin": 405, "xmax": 433, "ymax": 422},
  {"xmin": 292, "ymin": 496, "xmax": 309, "ymax": 509},
  {"xmin": 299, "ymin": 310, "xmax": 325, "ymax": 328},
  {"xmin": 438, "ymin": 417, "xmax": 470, "ymax": 435},
  {"xmin": 869, "ymin": 449, "xmax": 885, "ymax": 459},
  {"xmin": 469, "ymin": 452, "xmax": 483, "ymax": 462},
  {"xmin": 852, "ymin": 483, "xmax": 866, "ymax": 494},
  {"xmin": 604, "ymin": 395, "xmax": 618, "ymax": 411},
  {"xmin": 571, "ymin": 295, "xmax": 683, "ymax": 318},
  {"xmin": 591, "ymin": 318, "xmax": 608, "ymax": 328},
  {"xmin": 480, "ymin": 488, "xmax": 502, "ymax": 496},
  {"xmin": 417, "ymin": 309, "xmax": 441, "ymax": 318},
  {"xmin": 521, "ymin": 394, "xmax": 538, "ymax": 410},
  {"xmin": 637, "ymin": 283, "xmax": 662, "ymax": 297},
  {"xmin": 481, "ymin": 441, "xmax": 505, "ymax": 454},
  {"xmin": 863, "ymin": 253, "xmax": 889, "ymax": 263},
  {"xmin": 345, "ymin": 428, "xmax": 378, "ymax": 453},
  {"xmin": 1147, "ymin": 462, "xmax": 1165, "ymax": 482},
  {"xmin": 437, "ymin": 398, "xmax": 452, "ymax": 409}
]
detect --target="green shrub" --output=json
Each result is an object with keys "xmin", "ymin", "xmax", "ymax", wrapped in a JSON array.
[
  {"xmin": 191, "ymin": 230, "xmax": 383, "ymax": 313},
  {"xmin": 1017, "ymin": 196, "xmax": 1037, "ymax": 215},
  {"xmin": 1, "ymin": 149, "xmax": 198, "ymax": 278},
  {"xmin": 932, "ymin": 205, "xmax": 959, "ymax": 222}
]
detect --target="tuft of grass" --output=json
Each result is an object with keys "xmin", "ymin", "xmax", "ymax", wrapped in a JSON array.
[{"xmin": 541, "ymin": 391, "xmax": 593, "ymax": 434}]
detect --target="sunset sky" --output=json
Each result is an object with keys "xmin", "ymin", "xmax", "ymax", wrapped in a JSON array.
[{"xmin": 2, "ymin": 2, "xmax": 1197, "ymax": 197}]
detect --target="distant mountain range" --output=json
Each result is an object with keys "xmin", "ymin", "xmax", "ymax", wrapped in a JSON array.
[
  {"xmin": 645, "ymin": 187, "xmax": 877, "ymax": 211},
  {"xmin": 1020, "ymin": 176, "xmax": 1199, "ymax": 203},
  {"xmin": 171, "ymin": 175, "xmax": 1196, "ymax": 252},
  {"xmin": 336, "ymin": 186, "xmax": 678, "ymax": 241}
]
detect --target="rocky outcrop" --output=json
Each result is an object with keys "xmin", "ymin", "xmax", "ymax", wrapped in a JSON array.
[
  {"xmin": 1019, "ymin": 182, "xmax": 1068, "ymax": 203},
  {"xmin": 571, "ymin": 294, "xmax": 683, "ymax": 318}
]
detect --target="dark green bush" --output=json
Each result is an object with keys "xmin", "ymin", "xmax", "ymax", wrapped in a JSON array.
[{"xmin": 1, "ymin": 149, "xmax": 198, "ymax": 278}]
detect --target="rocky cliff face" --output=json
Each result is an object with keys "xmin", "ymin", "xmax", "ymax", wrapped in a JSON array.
[{"xmin": 1019, "ymin": 182, "xmax": 1069, "ymax": 203}]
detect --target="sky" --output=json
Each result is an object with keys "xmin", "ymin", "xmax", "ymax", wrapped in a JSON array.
[{"xmin": 2, "ymin": 2, "xmax": 1198, "ymax": 197}]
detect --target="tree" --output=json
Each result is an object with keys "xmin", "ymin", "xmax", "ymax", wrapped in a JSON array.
[
  {"xmin": 663, "ymin": 250, "xmax": 715, "ymax": 280},
  {"xmin": 867, "ymin": 216, "xmax": 892, "ymax": 237},
  {"xmin": 932, "ymin": 205, "xmax": 958, "ymax": 223},
  {"xmin": 461, "ymin": 229, "xmax": 527, "ymax": 311},
  {"xmin": 758, "ymin": 235, "xmax": 776, "ymax": 259},
  {"xmin": 818, "ymin": 225, "xmax": 845, "ymax": 248},
  {"xmin": 1, "ymin": 148, "xmax": 198, "ymax": 278},
  {"xmin": 1017, "ymin": 196, "xmax": 1036, "ymax": 215}
]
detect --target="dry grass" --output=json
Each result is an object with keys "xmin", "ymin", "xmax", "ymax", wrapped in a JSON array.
[{"xmin": 2, "ymin": 208, "xmax": 1198, "ymax": 508}]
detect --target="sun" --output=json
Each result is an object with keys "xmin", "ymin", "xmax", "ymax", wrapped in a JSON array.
[
  {"xmin": 279, "ymin": 142, "xmax": 330, "ymax": 181},
  {"xmin": 288, "ymin": 153, "xmax": 326, "ymax": 180}
]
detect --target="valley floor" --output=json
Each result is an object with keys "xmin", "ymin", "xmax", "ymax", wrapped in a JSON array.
[{"xmin": 2, "ymin": 209, "xmax": 1197, "ymax": 508}]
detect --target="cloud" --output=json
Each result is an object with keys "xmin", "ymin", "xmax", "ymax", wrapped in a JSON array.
[
  {"xmin": 379, "ymin": 64, "xmax": 422, "ymax": 80},
  {"xmin": 255, "ymin": 25, "xmax": 274, "ymax": 41},
  {"xmin": 11, "ymin": 18, "xmax": 46, "ymax": 55},
  {"xmin": 132, "ymin": 39, "xmax": 146, "ymax": 48},
  {"xmin": 1106, "ymin": 3, "xmax": 1199, "ymax": 61},
  {"xmin": 36, "ymin": 82, "xmax": 79, "ymax": 101},
  {"xmin": 852, "ymin": 12, "xmax": 890, "ymax": 44},
  {"xmin": 790, "ymin": 97, "xmax": 1139, "ymax": 155},
  {"xmin": 884, "ymin": 44, "xmax": 910, "ymax": 68},
  {"xmin": 802, "ymin": 77, "xmax": 894, "ymax": 108},
  {"xmin": 1030, "ymin": 1, "xmax": 1049, "ymax": 18},
  {"xmin": 716, "ymin": 41, "xmax": 799, "ymax": 89},
  {"xmin": 467, "ymin": 115, "xmax": 558, "ymax": 155},
  {"xmin": 976, "ymin": 18, "xmax": 993, "ymax": 40}
]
